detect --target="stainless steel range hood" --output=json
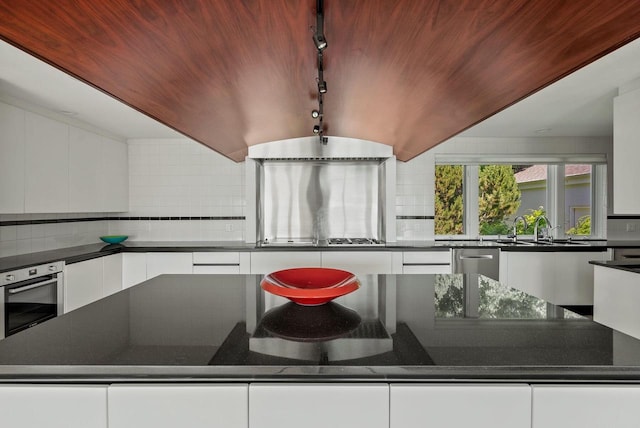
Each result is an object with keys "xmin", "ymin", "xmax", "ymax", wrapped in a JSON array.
[{"xmin": 245, "ymin": 136, "xmax": 396, "ymax": 245}]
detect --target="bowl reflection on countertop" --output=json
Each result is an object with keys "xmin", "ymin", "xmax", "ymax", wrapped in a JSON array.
[{"xmin": 258, "ymin": 301, "xmax": 361, "ymax": 343}]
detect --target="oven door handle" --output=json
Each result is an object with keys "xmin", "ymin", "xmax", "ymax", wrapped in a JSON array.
[{"xmin": 8, "ymin": 278, "xmax": 58, "ymax": 295}]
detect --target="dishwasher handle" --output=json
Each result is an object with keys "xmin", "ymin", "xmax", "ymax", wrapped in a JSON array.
[{"xmin": 458, "ymin": 254, "xmax": 494, "ymax": 260}]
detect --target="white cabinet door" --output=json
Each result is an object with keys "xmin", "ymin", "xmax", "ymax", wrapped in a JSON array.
[
  {"xmin": 593, "ymin": 265, "xmax": 640, "ymax": 340},
  {"xmin": 0, "ymin": 384, "xmax": 107, "ymax": 428},
  {"xmin": 192, "ymin": 251, "xmax": 242, "ymax": 274},
  {"xmin": 25, "ymin": 112, "xmax": 69, "ymax": 213},
  {"xmin": 122, "ymin": 253, "xmax": 147, "ymax": 288},
  {"xmin": 101, "ymin": 137, "xmax": 128, "ymax": 212},
  {"xmin": 533, "ymin": 385, "xmax": 640, "ymax": 428},
  {"xmin": 146, "ymin": 252, "xmax": 193, "ymax": 279},
  {"xmin": 65, "ymin": 258, "xmax": 104, "ymax": 312},
  {"xmin": 613, "ymin": 88, "xmax": 640, "ymax": 214},
  {"xmin": 402, "ymin": 250, "xmax": 452, "ymax": 274},
  {"xmin": 68, "ymin": 126, "xmax": 102, "ymax": 212},
  {"xmin": 103, "ymin": 253, "xmax": 123, "ymax": 296},
  {"xmin": 322, "ymin": 251, "xmax": 393, "ymax": 274},
  {"xmin": 390, "ymin": 384, "xmax": 531, "ymax": 428},
  {"xmin": 0, "ymin": 102, "xmax": 25, "ymax": 213},
  {"xmin": 250, "ymin": 383, "xmax": 388, "ymax": 428},
  {"xmin": 108, "ymin": 384, "xmax": 248, "ymax": 428},
  {"xmin": 250, "ymin": 251, "xmax": 321, "ymax": 274},
  {"xmin": 500, "ymin": 251, "xmax": 607, "ymax": 305}
]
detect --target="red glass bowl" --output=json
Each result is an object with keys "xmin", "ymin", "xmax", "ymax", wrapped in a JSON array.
[{"xmin": 260, "ymin": 267, "xmax": 360, "ymax": 306}]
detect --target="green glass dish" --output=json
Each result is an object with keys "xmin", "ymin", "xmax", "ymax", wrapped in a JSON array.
[{"xmin": 99, "ymin": 235, "xmax": 128, "ymax": 244}]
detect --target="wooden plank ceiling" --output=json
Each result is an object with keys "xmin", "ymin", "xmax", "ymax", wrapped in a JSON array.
[{"xmin": 0, "ymin": 0, "xmax": 639, "ymax": 162}]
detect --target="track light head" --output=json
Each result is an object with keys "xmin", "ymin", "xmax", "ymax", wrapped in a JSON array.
[
  {"xmin": 313, "ymin": 33, "xmax": 327, "ymax": 51},
  {"xmin": 311, "ymin": 109, "xmax": 320, "ymax": 118},
  {"xmin": 313, "ymin": 125, "xmax": 320, "ymax": 134},
  {"xmin": 318, "ymin": 81, "xmax": 327, "ymax": 94}
]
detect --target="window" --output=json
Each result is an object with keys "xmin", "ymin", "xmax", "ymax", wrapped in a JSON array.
[
  {"xmin": 564, "ymin": 164, "xmax": 592, "ymax": 236},
  {"xmin": 435, "ymin": 157, "xmax": 605, "ymax": 239},
  {"xmin": 434, "ymin": 165, "xmax": 464, "ymax": 235},
  {"xmin": 478, "ymin": 164, "xmax": 546, "ymax": 236}
]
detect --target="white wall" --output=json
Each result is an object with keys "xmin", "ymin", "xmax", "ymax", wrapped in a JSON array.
[{"xmin": 108, "ymin": 138, "xmax": 245, "ymax": 241}]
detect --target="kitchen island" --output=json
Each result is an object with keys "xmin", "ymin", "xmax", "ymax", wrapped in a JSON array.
[
  {"xmin": 2, "ymin": 273, "xmax": 640, "ymax": 428},
  {"xmin": 0, "ymin": 272, "xmax": 639, "ymax": 382}
]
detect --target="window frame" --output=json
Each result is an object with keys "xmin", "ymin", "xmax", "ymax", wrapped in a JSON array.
[{"xmin": 434, "ymin": 155, "xmax": 607, "ymax": 240}]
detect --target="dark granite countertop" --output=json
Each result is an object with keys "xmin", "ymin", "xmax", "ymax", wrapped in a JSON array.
[
  {"xmin": 0, "ymin": 239, "xmax": 622, "ymax": 273},
  {"xmin": 590, "ymin": 259, "xmax": 640, "ymax": 274},
  {"xmin": 1, "ymin": 273, "xmax": 640, "ymax": 382}
]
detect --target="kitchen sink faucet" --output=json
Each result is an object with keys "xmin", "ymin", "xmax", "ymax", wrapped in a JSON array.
[
  {"xmin": 533, "ymin": 215, "xmax": 552, "ymax": 243},
  {"xmin": 510, "ymin": 216, "xmax": 528, "ymax": 242}
]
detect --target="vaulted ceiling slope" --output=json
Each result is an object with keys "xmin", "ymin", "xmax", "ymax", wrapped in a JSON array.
[{"xmin": 0, "ymin": 1, "xmax": 639, "ymax": 162}]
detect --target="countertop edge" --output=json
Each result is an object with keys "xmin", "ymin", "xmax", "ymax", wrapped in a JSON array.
[{"xmin": 1, "ymin": 365, "xmax": 640, "ymax": 383}]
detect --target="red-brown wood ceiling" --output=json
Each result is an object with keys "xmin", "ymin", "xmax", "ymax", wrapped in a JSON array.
[{"xmin": 0, "ymin": 0, "xmax": 639, "ymax": 162}]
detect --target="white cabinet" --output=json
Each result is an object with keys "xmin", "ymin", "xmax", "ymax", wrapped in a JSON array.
[
  {"xmin": 66, "ymin": 254, "xmax": 123, "ymax": 312},
  {"xmin": 322, "ymin": 251, "xmax": 393, "ymax": 275},
  {"xmin": 402, "ymin": 250, "xmax": 452, "ymax": 274},
  {"xmin": 0, "ymin": 103, "xmax": 25, "ymax": 213},
  {"xmin": 499, "ymin": 250, "xmax": 607, "ymax": 305},
  {"xmin": 68, "ymin": 126, "xmax": 102, "ymax": 211},
  {"xmin": 146, "ymin": 252, "xmax": 193, "ymax": 279},
  {"xmin": 0, "ymin": 101, "xmax": 127, "ymax": 214},
  {"xmin": 0, "ymin": 384, "xmax": 107, "ymax": 428},
  {"xmin": 103, "ymin": 253, "xmax": 123, "ymax": 296},
  {"xmin": 192, "ymin": 251, "xmax": 250, "ymax": 274},
  {"xmin": 249, "ymin": 383, "xmax": 388, "ymax": 428},
  {"xmin": 593, "ymin": 265, "xmax": 640, "ymax": 340},
  {"xmin": 69, "ymin": 129, "xmax": 128, "ymax": 212},
  {"xmin": 108, "ymin": 384, "xmax": 247, "ymax": 428},
  {"xmin": 122, "ymin": 253, "xmax": 147, "ymax": 288},
  {"xmin": 613, "ymin": 87, "xmax": 640, "ymax": 214},
  {"xmin": 250, "ymin": 251, "xmax": 321, "ymax": 274},
  {"xmin": 390, "ymin": 384, "xmax": 531, "ymax": 428},
  {"xmin": 65, "ymin": 257, "xmax": 104, "ymax": 313},
  {"xmin": 532, "ymin": 385, "xmax": 640, "ymax": 428},
  {"xmin": 25, "ymin": 112, "xmax": 69, "ymax": 213},
  {"xmin": 101, "ymin": 136, "xmax": 128, "ymax": 212}
]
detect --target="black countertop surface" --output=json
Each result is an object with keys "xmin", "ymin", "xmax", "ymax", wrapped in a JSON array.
[
  {"xmin": 1, "ymin": 273, "xmax": 640, "ymax": 382},
  {"xmin": 0, "ymin": 239, "xmax": 624, "ymax": 273}
]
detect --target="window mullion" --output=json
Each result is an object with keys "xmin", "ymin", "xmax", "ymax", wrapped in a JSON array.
[
  {"xmin": 547, "ymin": 165, "xmax": 564, "ymax": 238},
  {"xmin": 466, "ymin": 165, "xmax": 480, "ymax": 238}
]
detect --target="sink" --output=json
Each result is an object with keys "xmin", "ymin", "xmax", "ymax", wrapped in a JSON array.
[
  {"xmin": 494, "ymin": 239, "xmax": 536, "ymax": 246},
  {"xmin": 535, "ymin": 240, "xmax": 590, "ymax": 246}
]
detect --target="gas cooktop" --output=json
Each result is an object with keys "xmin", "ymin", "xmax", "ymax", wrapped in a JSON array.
[{"xmin": 326, "ymin": 238, "xmax": 384, "ymax": 246}]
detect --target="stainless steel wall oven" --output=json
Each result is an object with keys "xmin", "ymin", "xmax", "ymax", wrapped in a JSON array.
[{"xmin": 1, "ymin": 261, "xmax": 64, "ymax": 339}]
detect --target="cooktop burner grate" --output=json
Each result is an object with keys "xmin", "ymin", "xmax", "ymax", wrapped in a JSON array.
[{"xmin": 327, "ymin": 238, "xmax": 383, "ymax": 246}]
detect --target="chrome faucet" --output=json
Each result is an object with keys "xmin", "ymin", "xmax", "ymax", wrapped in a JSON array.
[
  {"xmin": 533, "ymin": 215, "xmax": 552, "ymax": 242},
  {"xmin": 510, "ymin": 216, "xmax": 528, "ymax": 242}
]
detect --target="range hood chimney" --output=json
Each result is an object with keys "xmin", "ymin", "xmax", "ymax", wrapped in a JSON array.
[{"xmin": 245, "ymin": 136, "xmax": 396, "ymax": 245}]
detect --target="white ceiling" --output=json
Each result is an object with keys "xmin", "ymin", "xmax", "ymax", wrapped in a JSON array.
[
  {"xmin": 460, "ymin": 37, "xmax": 640, "ymax": 138},
  {"xmin": 1, "ymin": 36, "xmax": 639, "ymax": 142},
  {"xmin": 0, "ymin": 40, "xmax": 182, "ymax": 140}
]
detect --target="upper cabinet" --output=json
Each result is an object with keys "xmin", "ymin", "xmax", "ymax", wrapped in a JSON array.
[
  {"xmin": 25, "ymin": 112, "xmax": 69, "ymax": 213},
  {"xmin": 0, "ymin": 102, "xmax": 128, "ymax": 214},
  {"xmin": 613, "ymin": 86, "xmax": 640, "ymax": 214},
  {"xmin": 0, "ymin": 103, "xmax": 25, "ymax": 213}
]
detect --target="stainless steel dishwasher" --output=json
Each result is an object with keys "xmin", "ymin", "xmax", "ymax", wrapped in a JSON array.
[{"xmin": 452, "ymin": 248, "xmax": 500, "ymax": 281}]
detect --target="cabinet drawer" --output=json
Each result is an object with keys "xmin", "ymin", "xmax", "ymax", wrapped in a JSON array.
[
  {"xmin": 193, "ymin": 265, "xmax": 241, "ymax": 274},
  {"xmin": 403, "ymin": 251, "xmax": 451, "ymax": 265},
  {"xmin": 193, "ymin": 252, "xmax": 240, "ymax": 264},
  {"xmin": 403, "ymin": 264, "xmax": 452, "ymax": 274}
]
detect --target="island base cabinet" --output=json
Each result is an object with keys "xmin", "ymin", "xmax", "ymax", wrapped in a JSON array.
[
  {"xmin": 390, "ymin": 384, "xmax": 531, "ymax": 428},
  {"xmin": 249, "ymin": 383, "xmax": 389, "ymax": 428},
  {"xmin": 532, "ymin": 385, "xmax": 640, "ymax": 428},
  {"xmin": 0, "ymin": 385, "xmax": 107, "ymax": 428},
  {"xmin": 108, "ymin": 384, "xmax": 248, "ymax": 428}
]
